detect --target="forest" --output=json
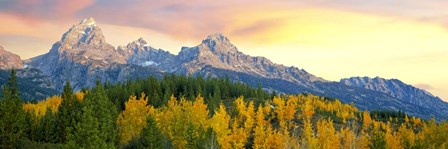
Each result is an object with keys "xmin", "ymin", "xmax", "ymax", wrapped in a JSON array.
[{"xmin": 1, "ymin": 69, "xmax": 447, "ymax": 149}]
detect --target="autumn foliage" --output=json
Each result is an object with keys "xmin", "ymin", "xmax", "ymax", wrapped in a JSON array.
[{"xmin": 19, "ymin": 92, "xmax": 448, "ymax": 148}]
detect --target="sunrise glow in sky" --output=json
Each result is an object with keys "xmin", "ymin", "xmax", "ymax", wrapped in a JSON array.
[{"xmin": 1, "ymin": 0, "xmax": 447, "ymax": 101}]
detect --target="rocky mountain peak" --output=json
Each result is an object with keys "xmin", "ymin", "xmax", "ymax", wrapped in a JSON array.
[
  {"xmin": 79, "ymin": 17, "xmax": 96, "ymax": 27},
  {"xmin": 202, "ymin": 33, "xmax": 229, "ymax": 44},
  {"xmin": 27, "ymin": 17, "xmax": 125, "ymax": 75},
  {"xmin": 59, "ymin": 17, "xmax": 105, "ymax": 50},
  {"xmin": 130, "ymin": 38, "xmax": 149, "ymax": 48},
  {"xmin": 200, "ymin": 33, "xmax": 237, "ymax": 53},
  {"xmin": 121, "ymin": 38, "xmax": 152, "ymax": 54},
  {"xmin": 0, "ymin": 45, "xmax": 24, "ymax": 69},
  {"xmin": 137, "ymin": 37, "xmax": 147, "ymax": 44}
]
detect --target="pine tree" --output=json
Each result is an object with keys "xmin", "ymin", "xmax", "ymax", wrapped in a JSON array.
[
  {"xmin": 67, "ymin": 104, "xmax": 106, "ymax": 148},
  {"xmin": 128, "ymin": 116, "xmax": 170, "ymax": 149},
  {"xmin": 56, "ymin": 81, "xmax": 81, "ymax": 143},
  {"xmin": 0, "ymin": 69, "xmax": 28, "ymax": 148},
  {"xmin": 89, "ymin": 83, "xmax": 118, "ymax": 147}
]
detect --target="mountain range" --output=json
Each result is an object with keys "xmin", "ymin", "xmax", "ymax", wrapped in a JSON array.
[{"xmin": 1, "ymin": 17, "xmax": 447, "ymax": 120}]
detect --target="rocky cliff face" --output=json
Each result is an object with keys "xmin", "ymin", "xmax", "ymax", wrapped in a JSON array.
[
  {"xmin": 118, "ymin": 38, "xmax": 177, "ymax": 71},
  {"xmin": 0, "ymin": 46, "xmax": 24, "ymax": 69}
]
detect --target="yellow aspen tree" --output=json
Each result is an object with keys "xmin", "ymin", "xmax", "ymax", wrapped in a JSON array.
[
  {"xmin": 22, "ymin": 104, "xmax": 34, "ymax": 114},
  {"xmin": 385, "ymin": 123, "xmax": 403, "ymax": 149},
  {"xmin": 412, "ymin": 117, "xmax": 422, "ymax": 126},
  {"xmin": 228, "ymin": 96, "xmax": 254, "ymax": 148},
  {"xmin": 303, "ymin": 99, "xmax": 314, "ymax": 120},
  {"xmin": 253, "ymin": 103, "xmax": 287, "ymax": 149},
  {"xmin": 362, "ymin": 111, "xmax": 372, "ymax": 130},
  {"xmin": 189, "ymin": 95, "xmax": 209, "ymax": 128},
  {"xmin": 355, "ymin": 130, "xmax": 370, "ymax": 149},
  {"xmin": 398, "ymin": 124, "xmax": 416, "ymax": 148},
  {"xmin": 267, "ymin": 130, "xmax": 286, "ymax": 149},
  {"xmin": 263, "ymin": 101, "xmax": 272, "ymax": 114},
  {"xmin": 211, "ymin": 104, "xmax": 231, "ymax": 148},
  {"xmin": 340, "ymin": 127, "xmax": 355, "ymax": 149},
  {"xmin": 116, "ymin": 93, "xmax": 152, "ymax": 145},
  {"xmin": 285, "ymin": 95, "xmax": 298, "ymax": 121},
  {"xmin": 316, "ymin": 119, "xmax": 340, "ymax": 149},
  {"xmin": 156, "ymin": 96, "xmax": 200, "ymax": 148},
  {"xmin": 405, "ymin": 115, "xmax": 410, "ymax": 123},
  {"xmin": 229, "ymin": 120, "xmax": 247, "ymax": 148},
  {"xmin": 284, "ymin": 96, "xmax": 298, "ymax": 135},
  {"xmin": 23, "ymin": 95, "xmax": 62, "ymax": 118},
  {"xmin": 75, "ymin": 91, "xmax": 85, "ymax": 102},
  {"xmin": 338, "ymin": 111, "xmax": 350, "ymax": 124},
  {"xmin": 274, "ymin": 96, "xmax": 297, "ymax": 138},
  {"xmin": 253, "ymin": 105, "xmax": 268, "ymax": 149},
  {"xmin": 302, "ymin": 119, "xmax": 318, "ymax": 149},
  {"xmin": 273, "ymin": 96, "xmax": 286, "ymax": 128},
  {"xmin": 245, "ymin": 101, "xmax": 256, "ymax": 135}
]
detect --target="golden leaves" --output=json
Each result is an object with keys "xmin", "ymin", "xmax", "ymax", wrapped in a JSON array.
[
  {"xmin": 316, "ymin": 119, "xmax": 340, "ymax": 149},
  {"xmin": 117, "ymin": 93, "xmax": 152, "ymax": 145},
  {"xmin": 23, "ymin": 95, "xmax": 62, "ymax": 118}
]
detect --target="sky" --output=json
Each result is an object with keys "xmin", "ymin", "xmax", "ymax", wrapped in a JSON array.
[{"xmin": 0, "ymin": 0, "xmax": 447, "ymax": 101}]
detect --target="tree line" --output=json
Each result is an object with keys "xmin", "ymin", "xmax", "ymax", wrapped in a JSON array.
[{"xmin": 1, "ymin": 69, "xmax": 447, "ymax": 148}]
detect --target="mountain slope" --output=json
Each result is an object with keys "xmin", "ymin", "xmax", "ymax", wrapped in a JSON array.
[
  {"xmin": 0, "ymin": 45, "xmax": 24, "ymax": 69},
  {"xmin": 341, "ymin": 77, "xmax": 448, "ymax": 118},
  {"xmin": 0, "ymin": 69, "xmax": 57, "ymax": 101}
]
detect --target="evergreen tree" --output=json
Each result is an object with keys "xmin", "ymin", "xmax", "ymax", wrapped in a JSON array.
[
  {"xmin": 257, "ymin": 83, "xmax": 264, "ymax": 100},
  {"xmin": 86, "ymin": 82, "xmax": 118, "ymax": 147},
  {"xmin": 0, "ymin": 69, "xmax": 28, "ymax": 148},
  {"xmin": 67, "ymin": 104, "xmax": 106, "ymax": 148},
  {"xmin": 56, "ymin": 81, "xmax": 81, "ymax": 143},
  {"xmin": 37, "ymin": 108, "xmax": 58, "ymax": 143},
  {"xmin": 136, "ymin": 116, "xmax": 169, "ymax": 149},
  {"xmin": 186, "ymin": 122, "xmax": 199, "ymax": 149},
  {"xmin": 65, "ymin": 81, "xmax": 118, "ymax": 148}
]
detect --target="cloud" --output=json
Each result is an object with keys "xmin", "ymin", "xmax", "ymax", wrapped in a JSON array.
[
  {"xmin": 0, "ymin": 0, "xmax": 95, "ymax": 21},
  {"xmin": 2, "ymin": 0, "xmax": 447, "ymax": 41}
]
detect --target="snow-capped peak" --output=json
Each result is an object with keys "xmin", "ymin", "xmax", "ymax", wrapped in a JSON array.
[{"xmin": 79, "ymin": 17, "xmax": 96, "ymax": 27}]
